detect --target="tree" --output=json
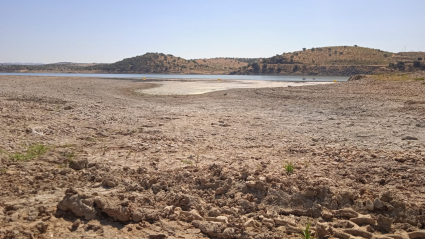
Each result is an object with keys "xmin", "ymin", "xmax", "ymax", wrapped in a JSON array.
[
  {"xmin": 292, "ymin": 65, "xmax": 299, "ymax": 72},
  {"xmin": 354, "ymin": 45, "xmax": 358, "ymax": 47},
  {"xmin": 268, "ymin": 66, "xmax": 274, "ymax": 73},
  {"xmin": 276, "ymin": 66, "xmax": 282, "ymax": 73},
  {"xmin": 413, "ymin": 61, "xmax": 421, "ymax": 68},
  {"xmin": 396, "ymin": 61, "xmax": 405, "ymax": 71},
  {"xmin": 302, "ymin": 48, "xmax": 306, "ymax": 51},
  {"xmin": 311, "ymin": 48, "xmax": 315, "ymax": 52},
  {"xmin": 261, "ymin": 63, "xmax": 268, "ymax": 73},
  {"xmin": 251, "ymin": 62, "xmax": 260, "ymax": 73}
]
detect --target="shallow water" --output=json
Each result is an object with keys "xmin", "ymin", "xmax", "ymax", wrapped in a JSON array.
[{"xmin": 0, "ymin": 72, "xmax": 349, "ymax": 82}]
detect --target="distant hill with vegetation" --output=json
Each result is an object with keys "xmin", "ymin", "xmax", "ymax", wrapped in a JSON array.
[
  {"xmin": 231, "ymin": 46, "xmax": 425, "ymax": 75},
  {"xmin": 85, "ymin": 53, "xmax": 250, "ymax": 74},
  {"xmin": 1, "ymin": 46, "xmax": 424, "ymax": 76}
]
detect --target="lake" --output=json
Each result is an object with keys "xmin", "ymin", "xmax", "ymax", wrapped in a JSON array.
[{"xmin": 0, "ymin": 72, "xmax": 349, "ymax": 82}]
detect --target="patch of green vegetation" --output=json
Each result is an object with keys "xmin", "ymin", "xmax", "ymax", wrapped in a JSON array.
[
  {"xmin": 300, "ymin": 222, "xmax": 314, "ymax": 239},
  {"xmin": 283, "ymin": 162, "xmax": 294, "ymax": 174},
  {"xmin": 9, "ymin": 143, "xmax": 49, "ymax": 161},
  {"xmin": 414, "ymin": 77, "xmax": 424, "ymax": 81}
]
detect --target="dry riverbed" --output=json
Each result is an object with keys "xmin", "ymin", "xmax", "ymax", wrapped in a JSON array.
[{"xmin": 0, "ymin": 75, "xmax": 425, "ymax": 239}]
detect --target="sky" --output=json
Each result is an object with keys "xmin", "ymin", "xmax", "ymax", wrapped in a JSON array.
[{"xmin": 1, "ymin": 0, "xmax": 425, "ymax": 63}]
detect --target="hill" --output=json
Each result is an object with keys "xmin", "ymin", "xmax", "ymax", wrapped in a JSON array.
[
  {"xmin": 86, "ymin": 53, "xmax": 249, "ymax": 74},
  {"xmin": 231, "ymin": 46, "xmax": 425, "ymax": 75},
  {"xmin": 0, "ymin": 46, "xmax": 424, "ymax": 76}
]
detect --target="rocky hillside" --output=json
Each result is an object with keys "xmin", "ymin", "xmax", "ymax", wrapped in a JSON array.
[
  {"xmin": 231, "ymin": 46, "xmax": 425, "ymax": 75},
  {"xmin": 86, "ymin": 53, "xmax": 249, "ymax": 74},
  {"xmin": 1, "ymin": 46, "xmax": 424, "ymax": 76}
]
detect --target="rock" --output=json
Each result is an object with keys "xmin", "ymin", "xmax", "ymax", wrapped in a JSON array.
[
  {"xmin": 94, "ymin": 196, "xmax": 130, "ymax": 222},
  {"xmin": 72, "ymin": 219, "xmax": 81, "ymax": 228},
  {"xmin": 215, "ymin": 183, "xmax": 231, "ymax": 195},
  {"xmin": 365, "ymin": 199, "xmax": 374, "ymax": 211},
  {"xmin": 348, "ymin": 74, "xmax": 366, "ymax": 81},
  {"xmin": 316, "ymin": 222, "xmax": 330, "ymax": 238},
  {"xmin": 238, "ymin": 199, "xmax": 256, "ymax": 213},
  {"xmin": 343, "ymin": 228, "xmax": 373, "ymax": 238},
  {"xmin": 189, "ymin": 210, "xmax": 204, "ymax": 221},
  {"xmin": 69, "ymin": 159, "xmax": 88, "ymax": 170},
  {"xmin": 377, "ymin": 215, "xmax": 393, "ymax": 233},
  {"xmin": 350, "ymin": 214, "xmax": 376, "ymax": 226},
  {"xmin": 11, "ymin": 212, "xmax": 19, "ymax": 222},
  {"xmin": 244, "ymin": 219, "xmax": 256, "ymax": 227},
  {"xmin": 274, "ymin": 217, "xmax": 297, "ymax": 227},
  {"xmin": 148, "ymin": 234, "xmax": 166, "ymax": 239},
  {"xmin": 222, "ymin": 227, "xmax": 237, "ymax": 237},
  {"xmin": 402, "ymin": 136, "xmax": 418, "ymax": 140},
  {"xmin": 208, "ymin": 208, "xmax": 221, "ymax": 217},
  {"xmin": 163, "ymin": 206, "xmax": 173, "ymax": 215},
  {"xmin": 192, "ymin": 220, "xmax": 223, "ymax": 238},
  {"xmin": 246, "ymin": 181, "xmax": 256, "ymax": 188},
  {"xmin": 102, "ymin": 176, "xmax": 119, "ymax": 187},
  {"xmin": 132, "ymin": 210, "xmax": 144, "ymax": 223},
  {"xmin": 206, "ymin": 216, "xmax": 228, "ymax": 224},
  {"xmin": 374, "ymin": 198, "xmax": 385, "ymax": 209},
  {"xmin": 408, "ymin": 231, "xmax": 425, "ymax": 239},
  {"xmin": 262, "ymin": 218, "xmax": 275, "ymax": 228},
  {"xmin": 36, "ymin": 221, "xmax": 49, "ymax": 233},
  {"xmin": 246, "ymin": 176, "xmax": 255, "ymax": 181},
  {"xmin": 57, "ymin": 191, "xmax": 97, "ymax": 220},
  {"xmin": 321, "ymin": 208, "xmax": 333, "ymax": 220},
  {"xmin": 336, "ymin": 208, "xmax": 359, "ymax": 218}
]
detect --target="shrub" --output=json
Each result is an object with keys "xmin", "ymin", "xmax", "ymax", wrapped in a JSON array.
[
  {"xmin": 9, "ymin": 143, "xmax": 48, "ymax": 161},
  {"xmin": 301, "ymin": 222, "xmax": 313, "ymax": 239},
  {"xmin": 396, "ymin": 61, "xmax": 405, "ymax": 71},
  {"xmin": 413, "ymin": 61, "xmax": 421, "ymax": 68},
  {"xmin": 302, "ymin": 48, "xmax": 306, "ymax": 51},
  {"xmin": 292, "ymin": 65, "xmax": 299, "ymax": 72},
  {"xmin": 418, "ymin": 57, "xmax": 422, "ymax": 61},
  {"xmin": 283, "ymin": 162, "xmax": 294, "ymax": 173}
]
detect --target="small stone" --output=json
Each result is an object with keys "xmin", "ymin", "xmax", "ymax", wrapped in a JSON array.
[
  {"xmin": 377, "ymin": 215, "xmax": 392, "ymax": 232},
  {"xmin": 402, "ymin": 136, "xmax": 418, "ymax": 140},
  {"xmin": 244, "ymin": 219, "xmax": 256, "ymax": 227},
  {"xmin": 374, "ymin": 198, "xmax": 384, "ymax": 209},
  {"xmin": 11, "ymin": 213, "xmax": 19, "ymax": 222},
  {"xmin": 208, "ymin": 208, "xmax": 221, "ymax": 217},
  {"xmin": 246, "ymin": 181, "xmax": 256, "ymax": 188},
  {"xmin": 72, "ymin": 219, "xmax": 81, "ymax": 228},
  {"xmin": 246, "ymin": 176, "xmax": 255, "ymax": 181},
  {"xmin": 364, "ymin": 200, "xmax": 374, "ymax": 211}
]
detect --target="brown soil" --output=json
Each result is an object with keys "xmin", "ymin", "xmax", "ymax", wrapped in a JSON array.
[{"xmin": 0, "ymin": 75, "xmax": 425, "ymax": 239}]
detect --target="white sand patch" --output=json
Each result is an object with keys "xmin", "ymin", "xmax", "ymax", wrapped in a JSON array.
[{"xmin": 138, "ymin": 79, "xmax": 333, "ymax": 95}]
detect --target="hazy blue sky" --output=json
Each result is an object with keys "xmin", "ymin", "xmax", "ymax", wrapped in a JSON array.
[{"xmin": 1, "ymin": 0, "xmax": 424, "ymax": 63}]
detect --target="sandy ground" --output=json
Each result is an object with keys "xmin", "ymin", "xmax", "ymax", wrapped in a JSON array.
[
  {"xmin": 137, "ymin": 79, "xmax": 333, "ymax": 95},
  {"xmin": 0, "ymin": 75, "xmax": 425, "ymax": 239}
]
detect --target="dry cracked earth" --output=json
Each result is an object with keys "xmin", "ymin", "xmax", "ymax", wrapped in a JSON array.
[{"xmin": 0, "ymin": 75, "xmax": 425, "ymax": 239}]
